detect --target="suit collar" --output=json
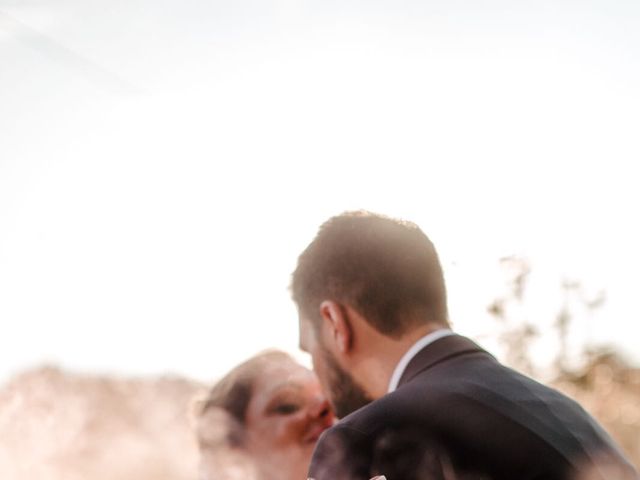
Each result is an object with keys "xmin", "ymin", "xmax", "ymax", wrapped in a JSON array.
[
  {"xmin": 388, "ymin": 329, "xmax": 455, "ymax": 392},
  {"xmin": 397, "ymin": 334, "xmax": 487, "ymax": 388}
]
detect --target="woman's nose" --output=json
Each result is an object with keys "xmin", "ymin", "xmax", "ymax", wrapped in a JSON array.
[{"xmin": 308, "ymin": 396, "xmax": 333, "ymax": 422}]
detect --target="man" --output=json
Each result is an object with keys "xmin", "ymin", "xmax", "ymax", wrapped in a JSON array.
[{"xmin": 291, "ymin": 211, "xmax": 637, "ymax": 480}]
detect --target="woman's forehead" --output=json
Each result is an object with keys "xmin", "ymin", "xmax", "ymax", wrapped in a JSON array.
[{"xmin": 253, "ymin": 362, "xmax": 317, "ymax": 395}]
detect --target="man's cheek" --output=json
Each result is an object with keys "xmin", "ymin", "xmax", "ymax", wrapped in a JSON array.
[
  {"xmin": 311, "ymin": 351, "xmax": 326, "ymax": 379},
  {"xmin": 312, "ymin": 356, "xmax": 332, "ymax": 401}
]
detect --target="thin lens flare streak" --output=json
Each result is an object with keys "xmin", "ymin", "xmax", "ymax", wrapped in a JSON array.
[{"xmin": 0, "ymin": 10, "xmax": 141, "ymax": 95}]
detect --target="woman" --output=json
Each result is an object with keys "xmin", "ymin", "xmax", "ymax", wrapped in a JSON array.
[{"xmin": 194, "ymin": 350, "xmax": 335, "ymax": 480}]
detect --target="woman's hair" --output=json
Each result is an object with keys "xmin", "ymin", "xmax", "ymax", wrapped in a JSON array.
[{"xmin": 195, "ymin": 350, "xmax": 295, "ymax": 448}]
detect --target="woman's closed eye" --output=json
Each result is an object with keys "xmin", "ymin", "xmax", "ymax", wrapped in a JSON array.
[{"xmin": 270, "ymin": 402, "xmax": 301, "ymax": 415}]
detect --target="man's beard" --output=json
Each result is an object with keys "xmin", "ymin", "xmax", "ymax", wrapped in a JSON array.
[{"xmin": 321, "ymin": 347, "xmax": 373, "ymax": 419}]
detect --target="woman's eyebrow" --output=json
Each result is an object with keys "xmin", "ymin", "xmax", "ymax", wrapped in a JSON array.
[{"xmin": 268, "ymin": 382, "xmax": 305, "ymax": 394}]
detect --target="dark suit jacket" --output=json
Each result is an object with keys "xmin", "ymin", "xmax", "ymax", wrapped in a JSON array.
[{"xmin": 308, "ymin": 335, "xmax": 637, "ymax": 480}]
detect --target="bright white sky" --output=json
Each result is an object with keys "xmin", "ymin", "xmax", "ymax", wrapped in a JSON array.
[{"xmin": 1, "ymin": 0, "xmax": 639, "ymax": 384}]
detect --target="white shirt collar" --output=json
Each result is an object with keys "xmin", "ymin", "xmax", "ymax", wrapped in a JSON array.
[{"xmin": 387, "ymin": 328, "xmax": 454, "ymax": 393}]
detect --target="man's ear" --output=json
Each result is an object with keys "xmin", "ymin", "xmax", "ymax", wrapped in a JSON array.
[{"xmin": 319, "ymin": 300, "xmax": 352, "ymax": 354}]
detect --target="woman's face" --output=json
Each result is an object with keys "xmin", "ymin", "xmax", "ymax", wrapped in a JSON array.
[{"xmin": 244, "ymin": 359, "xmax": 335, "ymax": 479}]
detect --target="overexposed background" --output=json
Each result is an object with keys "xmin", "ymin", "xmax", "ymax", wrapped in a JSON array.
[{"xmin": 1, "ymin": 0, "xmax": 639, "ymax": 384}]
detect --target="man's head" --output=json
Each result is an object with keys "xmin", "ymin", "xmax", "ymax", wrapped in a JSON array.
[{"xmin": 292, "ymin": 211, "xmax": 449, "ymax": 417}]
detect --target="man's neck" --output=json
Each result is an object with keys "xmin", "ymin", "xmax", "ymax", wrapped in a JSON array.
[
  {"xmin": 355, "ymin": 324, "xmax": 446, "ymax": 399},
  {"xmin": 387, "ymin": 328, "xmax": 453, "ymax": 392}
]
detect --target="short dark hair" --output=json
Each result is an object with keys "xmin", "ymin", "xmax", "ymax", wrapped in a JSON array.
[{"xmin": 291, "ymin": 211, "xmax": 449, "ymax": 338}]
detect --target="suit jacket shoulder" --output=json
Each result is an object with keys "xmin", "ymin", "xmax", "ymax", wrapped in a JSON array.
[{"xmin": 308, "ymin": 335, "xmax": 637, "ymax": 480}]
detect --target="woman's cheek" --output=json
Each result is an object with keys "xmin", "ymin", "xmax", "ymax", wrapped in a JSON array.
[{"xmin": 276, "ymin": 413, "xmax": 308, "ymax": 446}]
